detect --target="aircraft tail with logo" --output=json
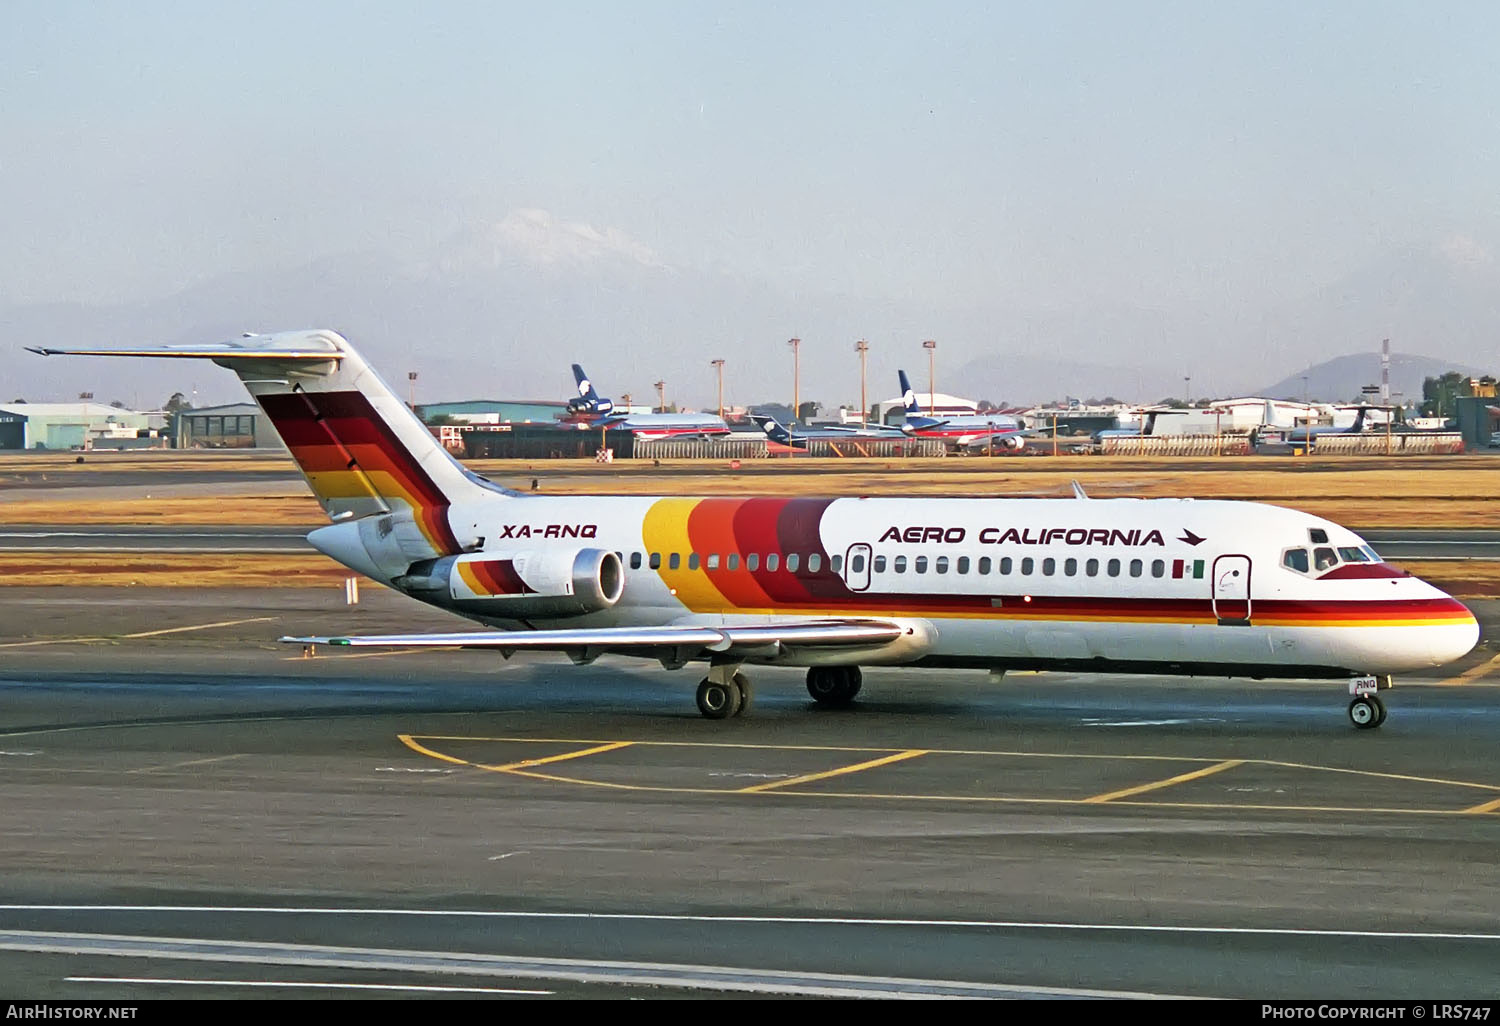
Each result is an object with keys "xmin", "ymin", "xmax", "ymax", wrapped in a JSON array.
[
  {"xmin": 26, "ymin": 330, "xmax": 500, "ymax": 557},
  {"xmin": 568, "ymin": 364, "xmax": 615, "ymax": 416}
]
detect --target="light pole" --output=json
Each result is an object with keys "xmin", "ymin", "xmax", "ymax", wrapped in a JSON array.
[
  {"xmin": 1302, "ymin": 375, "xmax": 1309, "ymax": 402},
  {"xmin": 653, "ymin": 380, "xmax": 665, "ymax": 413},
  {"xmin": 1183, "ymin": 375, "xmax": 1191, "ymax": 406},
  {"xmin": 621, "ymin": 392, "xmax": 632, "ymax": 411},
  {"xmin": 854, "ymin": 339, "xmax": 869, "ymax": 426},
  {"xmin": 710, "ymin": 359, "xmax": 725, "ymax": 419},
  {"xmin": 407, "ymin": 371, "xmax": 417, "ymax": 410},
  {"xmin": 922, "ymin": 339, "xmax": 937, "ymax": 415},
  {"xmin": 787, "ymin": 338, "xmax": 801, "ymax": 423}
]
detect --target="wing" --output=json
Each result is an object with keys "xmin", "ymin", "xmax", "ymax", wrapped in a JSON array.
[{"xmin": 282, "ymin": 618, "xmax": 926, "ymax": 668}]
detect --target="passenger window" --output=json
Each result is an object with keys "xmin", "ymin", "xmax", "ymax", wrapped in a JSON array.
[
  {"xmin": 649, "ymin": 552, "xmax": 662, "ymax": 570},
  {"xmin": 1085, "ymin": 558, "xmax": 1098, "ymax": 577},
  {"xmin": 807, "ymin": 553, "xmax": 821, "ymax": 572},
  {"xmin": 894, "ymin": 555, "xmax": 907, "ymax": 573},
  {"xmin": 630, "ymin": 552, "xmax": 642, "ymax": 570},
  {"xmin": 1313, "ymin": 547, "xmax": 1338, "ymax": 571},
  {"xmin": 669, "ymin": 553, "xmax": 681, "ymax": 570},
  {"xmin": 978, "ymin": 557, "xmax": 991, "ymax": 574},
  {"xmin": 1129, "ymin": 559, "xmax": 1143, "ymax": 578},
  {"xmin": 851, "ymin": 554, "xmax": 866, "ymax": 573},
  {"xmin": 1042, "ymin": 558, "xmax": 1055, "ymax": 576},
  {"xmin": 746, "ymin": 554, "xmax": 759, "ymax": 571},
  {"xmin": 935, "ymin": 556, "xmax": 949, "ymax": 574},
  {"xmin": 957, "ymin": 556, "xmax": 970, "ymax": 574},
  {"xmin": 1151, "ymin": 559, "xmax": 1165, "ymax": 578},
  {"xmin": 829, "ymin": 554, "xmax": 841, "ymax": 573},
  {"xmin": 727, "ymin": 554, "xmax": 740, "ymax": 570},
  {"xmin": 1283, "ymin": 549, "xmax": 1309, "ymax": 573},
  {"xmin": 1020, "ymin": 557, "xmax": 1033, "ymax": 575},
  {"xmin": 1064, "ymin": 558, "xmax": 1077, "ymax": 577},
  {"xmin": 915, "ymin": 556, "xmax": 929, "ymax": 573},
  {"xmin": 1338, "ymin": 547, "xmax": 1368, "ymax": 563},
  {"xmin": 1107, "ymin": 558, "xmax": 1120, "ymax": 577},
  {"xmin": 873, "ymin": 555, "xmax": 887, "ymax": 572},
  {"xmin": 786, "ymin": 553, "xmax": 800, "ymax": 572},
  {"xmin": 1000, "ymin": 557, "xmax": 1013, "ymax": 575},
  {"xmin": 706, "ymin": 554, "xmax": 720, "ymax": 570},
  {"xmin": 766, "ymin": 553, "xmax": 780, "ymax": 571},
  {"xmin": 687, "ymin": 553, "xmax": 699, "ymax": 570}
]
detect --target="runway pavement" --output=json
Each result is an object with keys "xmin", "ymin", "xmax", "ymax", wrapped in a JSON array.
[{"xmin": 1, "ymin": 588, "xmax": 1498, "ymax": 1000}]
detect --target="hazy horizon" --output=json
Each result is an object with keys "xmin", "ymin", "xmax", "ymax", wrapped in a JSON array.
[{"xmin": 5, "ymin": 2, "xmax": 1499, "ymax": 409}]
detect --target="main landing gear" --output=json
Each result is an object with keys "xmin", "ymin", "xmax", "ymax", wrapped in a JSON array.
[
  {"xmin": 806, "ymin": 666, "xmax": 862, "ymax": 708},
  {"xmin": 1347, "ymin": 675, "xmax": 1391, "ymax": 730},
  {"xmin": 695, "ymin": 665, "xmax": 753, "ymax": 720}
]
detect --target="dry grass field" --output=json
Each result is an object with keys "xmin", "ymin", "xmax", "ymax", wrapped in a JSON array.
[
  {"xmin": 2, "ymin": 450, "xmax": 1496, "ymax": 528},
  {"xmin": 1, "ymin": 450, "xmax": 1495, "ymax": 594}
]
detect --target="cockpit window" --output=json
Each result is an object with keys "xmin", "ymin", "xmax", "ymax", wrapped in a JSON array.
[
  {"xmin": 1309, "ymin": 528, "xmax": 1329, "ymax": 544},
  {"xmin": 1282, "ymin": 548, "xmax": 1309, "ymax": 573},
  {"xmin": 1338, "ymin": 546, "xmax": 1369, "ymax": 563},
  {"xmin": 1361, "ymin": 545, "xmax": 1382, "ymax": 563},
  {"xmin": 1313, "ymin": 547, "xmax": 1338, "ymax": 571}
]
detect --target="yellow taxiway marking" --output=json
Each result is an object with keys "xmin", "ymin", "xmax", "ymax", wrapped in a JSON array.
[
  {"xmin": 0, "ymin": 617, "xmax": 273, "ymax": 649},
  {"xmin": 480, "ymin": 741, "xmax": 633, "ymax": 773},
  {"xmin": 128, "ymin": 754, "xmax": 247, "ymax": 775},
  {"xmin": 1082, "ymin": 759, "xmax": 1245, "ymax": 804},
  {"xmin": 398, "ymin": 735, "xmax": 1500, "ymax": 815},
  {"xmin": 1436, "ymin": 653, "xmax": 1500, "ymax": 687},
  {"xmin": 282, "ymin": 648, "xmax": 442, "ymax": 662},
  {"xmin": 118, "ymin": 617, "xmax": 274, "ymax": 639},
  {"xmin": 737, "ymin": 749, "xmax": 929, "ymax": 793}
]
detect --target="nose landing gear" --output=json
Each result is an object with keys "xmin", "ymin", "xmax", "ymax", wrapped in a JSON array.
[{"xmin": 1347, "ymin": 675, "xmax": 1390, "ymax": 730}]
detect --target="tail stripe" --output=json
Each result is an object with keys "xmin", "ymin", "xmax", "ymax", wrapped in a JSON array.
[{"xmin": 259, "ymin": 391, "xmax": 461, "ymax": 555}]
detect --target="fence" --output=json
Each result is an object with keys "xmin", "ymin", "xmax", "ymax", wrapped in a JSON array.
[
  {"xmin": 1306, "ymin": 432, "xmax": 1466, "ymax": 455},
  {"xmin": 1099, "ymin": 435, "xmax": 1255, "ymax": 456}
]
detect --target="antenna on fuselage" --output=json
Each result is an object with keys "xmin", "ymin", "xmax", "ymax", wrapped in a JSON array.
[{"xmin": 1071, "ymin": 480, "xmax": 1089, "ymax": 500}]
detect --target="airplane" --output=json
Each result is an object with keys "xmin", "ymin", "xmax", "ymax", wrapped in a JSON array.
[
  {"xmin": 28, "ymin": 330, "xmax": 1478, "ymax": 729},
  {"xmin": 564, "ymin": 363, "xmax": 731, "ymax": 440},
  {"xmin": 1278, "ymin": 406, "xmax": 1382, "ymax": 444},
  {"xmin": 750, "ymin": 414, "xmax": 904, "ymax": 450},
  {"xmin": 896, "ymin": 370, "xmax": 1030, "ymax": 451}
]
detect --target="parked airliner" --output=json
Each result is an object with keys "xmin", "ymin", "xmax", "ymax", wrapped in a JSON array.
[
  {"xmin": 897, "ymin": 370, "xmax": 1030, "ymax": 450},
  {"xmin": 29, "ymin": 331, "xmax": 1478, "ymax": 727},
  {"xmin": 564, "ymin": 363, "xmax": 730, "ymax": 440},
  {"xmin": 751, "ymin": 414, "xmax": 904, "ymax": 450}
]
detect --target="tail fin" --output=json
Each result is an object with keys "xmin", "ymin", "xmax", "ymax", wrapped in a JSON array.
[
  {"xmin": 897, "ymin": 370, "xmax": 923, "ymax": 416},
  {"xmin": 567, "ymin": 363, "xmax": 613, "ymax": 415},
  {"xmin": 750, "ymin": 414, "xmax": 797, "ymax": 446},
  {"xmin": 27, "ymin": 329, "xmax": 501, "ymax": 556}
]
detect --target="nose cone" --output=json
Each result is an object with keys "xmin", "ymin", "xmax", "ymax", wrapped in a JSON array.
[{"xmin": 1430, "ymin": 607, "xmax": 1481, "ymax": 667}]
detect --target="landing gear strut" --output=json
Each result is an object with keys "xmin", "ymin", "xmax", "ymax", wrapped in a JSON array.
[
  {"xmin": 696, "ymin": 664, "xmax": 752, "ymax": 720},
  {"xmin": 806, "ymin": 666, "xmax": 862, "ymax": 707},
  {"xmin": 1347, "ymin": 675, "xmax": 1390, "ymax": 730}
]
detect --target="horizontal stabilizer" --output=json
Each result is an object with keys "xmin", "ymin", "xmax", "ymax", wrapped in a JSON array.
[{"xmin": 25, "ymin": 338, "xmax": 344, "ymax": 362}]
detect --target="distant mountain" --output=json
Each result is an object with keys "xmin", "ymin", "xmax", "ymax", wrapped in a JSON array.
[{"xmin": 1257, "ymin": 351, "xmax": 1489, "ymax": 404}]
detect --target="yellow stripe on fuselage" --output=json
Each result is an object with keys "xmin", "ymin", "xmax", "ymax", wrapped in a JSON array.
[{"xmin": 641, "ymin": 498, "xmax": 730, "ymax": 609}]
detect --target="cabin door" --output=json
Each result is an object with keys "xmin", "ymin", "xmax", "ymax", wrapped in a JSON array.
[
  {"xmin": 843, "ymin": 543, "xmax": 873, "ymax": 592},
  {"xmin": 1212, "ymin": 554, "xmax": 1252, "ymax": 625}
]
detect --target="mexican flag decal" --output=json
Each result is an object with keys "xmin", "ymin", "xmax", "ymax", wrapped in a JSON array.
[{"xmin": 1172, "ymin": 558, "xmax": 1205, "ymax": 580}]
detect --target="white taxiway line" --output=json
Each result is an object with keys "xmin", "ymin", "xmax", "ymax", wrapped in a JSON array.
[
  {"xmin": 65, "ymin": 977, "xmax": 551, "ymax": 996},
  {"xmin": 3, "ymin": 905, "xmax": 1500, "ymax": 943}
]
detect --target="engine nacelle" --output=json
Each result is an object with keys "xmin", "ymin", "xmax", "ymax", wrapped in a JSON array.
[{"xmin": 396, "ymin": 548, "xmax": 624, "ymax": 618}]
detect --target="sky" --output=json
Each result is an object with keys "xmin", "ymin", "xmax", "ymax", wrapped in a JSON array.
[{"xmin": 4, "ymin": 2, "xmax": 1499, "ymax": 406}]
